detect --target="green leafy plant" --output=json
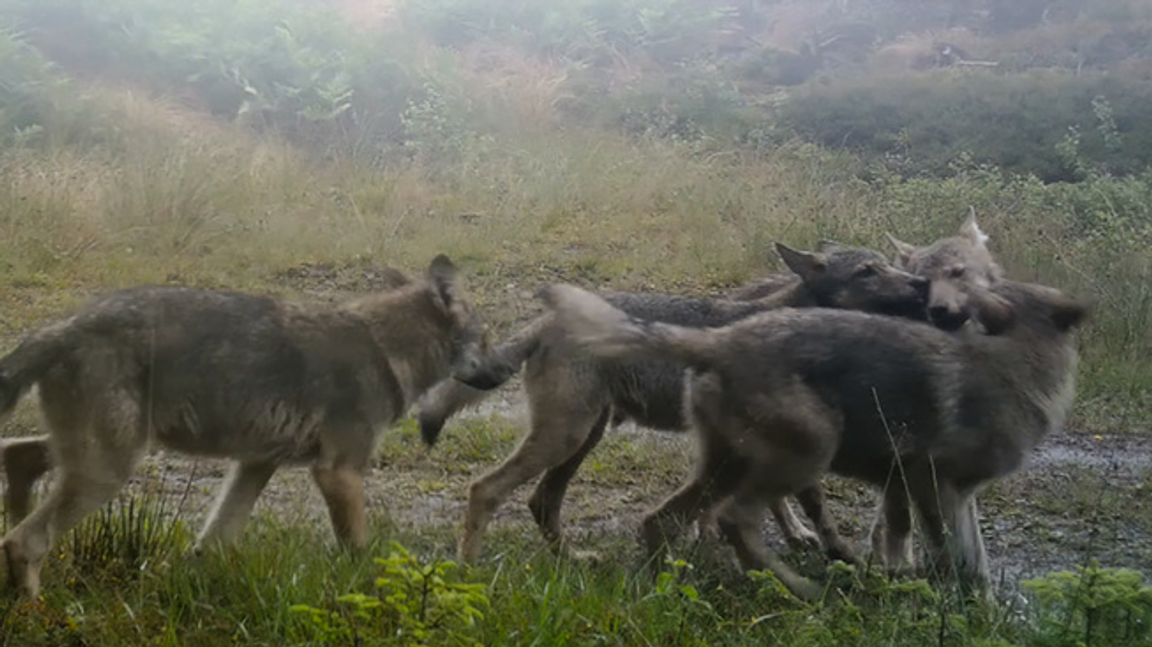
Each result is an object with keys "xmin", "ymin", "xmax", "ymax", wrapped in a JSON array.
[
  {"xmin": 291, "ymin": 542, "xmax": 489, "ymax": 646},
  {"xmin": 1024, "ymin": 562, "xmax": 1152, "ymax": 647}
]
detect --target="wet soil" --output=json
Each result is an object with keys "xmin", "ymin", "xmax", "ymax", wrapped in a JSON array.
[{"xmin": 92, "ymin": 395, "xmax": 1152, "ymax": 590}]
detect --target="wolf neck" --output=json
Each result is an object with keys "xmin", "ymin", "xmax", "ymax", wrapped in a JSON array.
[
  {"xmin": 347, "ymin": 290, "xmax": 452, "ymax": 409},
  {"xmin": 742, "ymin": 281, "xmax": 818, "ymax": 310},
  {"xmin": 973, "ymin": 324, "xmax": 1080, "ymax": 448}
]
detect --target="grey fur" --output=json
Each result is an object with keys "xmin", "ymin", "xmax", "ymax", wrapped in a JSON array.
[
  {"xmin": 0, "ymin": 255, "xmax": 506, "ymax": 599},
  {"xmin": 542, "ymin": 278, "xmax": 1087, "ymax": 600},
  {"xmin": 888, "ymin": 211, "xmax": 1004, "ymax": 331},
  {"xmin": 435, "ymin": 243, "xmax": 930, "ymax": 563}
]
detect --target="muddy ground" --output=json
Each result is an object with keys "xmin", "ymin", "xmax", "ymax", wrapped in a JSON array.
[
  {"xmin": 3, "ymin": 269, "xmax": 1149, "ymax": 593},
  {"xmin": 47, "ymin": 383, "xmax": 1145, "ymax": 594}
]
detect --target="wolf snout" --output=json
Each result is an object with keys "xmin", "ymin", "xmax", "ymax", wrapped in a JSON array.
[{"xmin": 929, "ymin": 305, "xmax": 969, "ymax": 331}]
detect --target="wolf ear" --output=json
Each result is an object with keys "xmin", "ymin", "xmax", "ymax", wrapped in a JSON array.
[
  {"xmin": 960, "ymin": 209, "xmax": 990, "ymax": 248},
  {"xmin": 427, "ymin": 254, "xmax": 461, "ymax": 312},
  {"xmin": 1049, "ymin": 295, "xmax": 1089, "ymax": 332},
  {"xmin": 885, "ymin": 233, "xmax": 918, "ymax": 268},
  {"xmin": 776, "ymin": 242, "xmax": 826, "ymax": 282}
]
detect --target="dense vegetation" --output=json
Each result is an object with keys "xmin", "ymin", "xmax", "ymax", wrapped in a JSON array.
[{"xmin": 0, "ymin": 0, "xmax": 1149, "ymax": 644}]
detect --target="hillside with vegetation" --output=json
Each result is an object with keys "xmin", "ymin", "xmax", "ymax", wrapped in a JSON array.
[{"xmin": 0, "ymin": 1, "xmax": 1150, "ymax": 645}]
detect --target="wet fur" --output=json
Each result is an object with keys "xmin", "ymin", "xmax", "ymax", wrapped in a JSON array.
[
  {"xmin": 434, "ymin": 243, "xmax": 931, "ymax": 563},
  {"xmin": 543, "ymin": 279, "xmax": 1087, "ymax": 600},
  {"xmin": 0, "ymin": 255, "xmax": 505, "ymax": 599}
]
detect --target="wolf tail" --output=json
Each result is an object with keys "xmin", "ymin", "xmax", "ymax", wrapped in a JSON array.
[
  {"xmin": 0, "ymin": 321, "xmax": 71, "ymax": 422},
  {"xmin": 539, "ymin": 284, "xmax": 718, "ymax": 370},
  {"xmin": 417, "ymin": 314, "xmax": 549, "ymax": 446}
]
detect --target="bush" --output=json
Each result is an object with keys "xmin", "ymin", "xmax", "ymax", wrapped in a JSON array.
[
  {"xmin": 0, "ymin": 26, "xmax": 67, "ymax": 145},
  {"xmin": 779, "ymin": 69, "xmax": 1152, "ymax": 180},
  {"xmin": 0, "ymin": 0, "xmax": 418, "ymax": 161},
  {"xmin": 1024, "ymin": 563, "xmax": 1152, "ymax": 647}
]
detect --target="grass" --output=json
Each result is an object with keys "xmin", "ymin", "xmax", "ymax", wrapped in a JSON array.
[
  {"xmin": 2, "ymin": 460, "xmax": 1148, "ymax": 646},
  {"xmin": 1, "ymin": 84, "xmax": 1148, "ymax": 428},
  {"xmin": 0, "ymin": 4, "xmax": 1151, "ymax": 642}
]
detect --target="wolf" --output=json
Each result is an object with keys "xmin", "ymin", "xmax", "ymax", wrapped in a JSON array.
[
  {"xmin": 0, "ymin": 255, "xmax": 508, "ymax": 599},
  {"xmin": 867, "ymin": 210, "xmax": 1007, "ymax": 571},
  {"xmin": 418, "ymin": 242, "xmax": 930, "ymax": 564},
  {"xmin": 541, "ymin": 276, "xmax": 1086, "ymax": 600},
  {"xmin": 888, "ymin": 210, "xmax": 1004, "ymax": 332}
]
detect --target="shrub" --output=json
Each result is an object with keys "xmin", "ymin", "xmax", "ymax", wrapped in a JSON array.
[
  {"xmin": 1024, "ymin": 563, "xmax": 1152, "ymax": 647},
  {"xmin": 779, "ymin": 69, "xmax": 1152, "ymax": 180}
]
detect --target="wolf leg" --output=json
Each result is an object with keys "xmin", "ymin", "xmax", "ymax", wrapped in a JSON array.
[
  {"xmin": 718, "ymin": 489, "xmax": 821, "ymax": 600},
  {"xmin": 312, "ymin": 463, "xmax": 369, "ymax": 550},
  {"xmin": 768, "ymin": 496, "xmax": 822, "ymax": 552},
  {"xmin": 459, "ymin": 400, "xmax": 606, "ymax": 562},
  {"xmin": 912, "ymin": 482, "xmax": 988, "ymax": 589},
  {"xmin": 869, "ymin": 485, "xmax": 915, "ymax": 574},
  {"xmin": 3, "ymin": 427, "xmax": 142, "ymax": 598},
  {"xmin": 193, "ymin": 460, "xmax": 278, "ymax": 552},
  {"xmin": 526, "ymin": 408, "xmax": 610, "ymax": 551},
  {"xmin": 641, "ymin": 428, "xmax": 748, "ymax": 571},
  {"xmin": 795, "ymin": 485, "xmax": 857, "ymax": 564},
  {"xmin": 2, "ymin": 435, "xmax": 53, "ymax": 524}
]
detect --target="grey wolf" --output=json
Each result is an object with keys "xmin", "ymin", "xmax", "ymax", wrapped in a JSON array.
[
  {"xmin": 418, "ymin": 242, "xmax": 930, "ymax": 563},
  {"xmin": 888, "ymin": 210, "xmax": 1005, "ymax": 332},
  {"xmin": 0, "ymin": 255, "xmax": 507, "ymax": 599},
  {"xmin": 541, "ymin": 276, "xmax": 1086, "ymax": 600},
  {"xmin": 868, "ymin": 211, "xmax": 1009, "ymax": 571}
]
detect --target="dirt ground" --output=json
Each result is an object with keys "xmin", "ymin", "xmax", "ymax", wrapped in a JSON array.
[
  {"xmin": 74, "ymin": 384, "xmax": 1150, "ymax": 594},
  {"xmin": 3, "ymin": 268, "xmax": 1148, "ymax": 592}
]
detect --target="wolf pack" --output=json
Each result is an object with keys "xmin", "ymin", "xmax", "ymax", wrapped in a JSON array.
[{"xmin": 0, "ymin": 213, "xmax": 1088, "ymax": 602}]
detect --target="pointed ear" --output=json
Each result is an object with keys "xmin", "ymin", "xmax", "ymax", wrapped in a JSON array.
[
  {"xmin": 427, "ymin": 254, "xmax": 460, "ymax": 312},
  {"xmin": 776, "ymin": 242, "xmax": 826, "ymax": 282},
  {"xmin": 885, "ymin": 233, "xmax": 918, "ymax": 268},
  {"xmin": 960, "ymin": 209, "xmax": 990, "ymax": 248},
  {"xmin": 816, "ymin": 239, "xmax": 842, "ymax": 253},
  {"xmin": 1050, "ymin": 294, "xmax": 1090, "ymax": 332}
]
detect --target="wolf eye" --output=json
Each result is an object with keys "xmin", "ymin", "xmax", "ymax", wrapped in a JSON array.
[
  {"xmin": 948, "ymin": 266, "xmax": 967, "ymax": 279},
  {"xmin": 854, "ymin": 265, "xmax": 877, "ymax": 278}
]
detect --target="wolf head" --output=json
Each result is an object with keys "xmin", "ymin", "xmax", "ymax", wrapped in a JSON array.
[
  {"xmin": 775, "ymin": 241, "xmax": 930, "ymax": 320},
  {"xmin": 886, "ymin": 212, "xmax": 1004, "ymax": 332},
  {"xmin": 423, "ymin": 255, "xmax": 512, "ymax": 391}
]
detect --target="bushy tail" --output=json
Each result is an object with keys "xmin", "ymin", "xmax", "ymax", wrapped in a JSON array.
[
  {"xmin": 0, "ymin": 321, "xmax": 71, "ymax": 421},
  {"xmin": 417, "ymin": 314, "xmax": 549, "ymax": 446},
  {"xmin": 539, "ymin": 284, "xmax": 719, "ymax": 369}
]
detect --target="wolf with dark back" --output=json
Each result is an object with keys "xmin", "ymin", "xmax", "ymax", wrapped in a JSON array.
[
  {"xmin": 417, "ymin": 242, "xmax": 931, "ymax": 563},
  {"xmin": 0, "ymin": 255, "xmax": 508, "ymax": 599},
  {"xmin": 541, "ymin": 271, "xmax": 1086, "ymax": 599}
]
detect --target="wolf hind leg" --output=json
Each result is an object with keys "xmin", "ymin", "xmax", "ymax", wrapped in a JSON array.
[
  {"xmin": 2, "ymin": 388, "xmax": 145, "ymax": 599},
  {"xmin": 716, "ymin": 489, "xmax": 822, "ymax": 601},
  {"xmin": 2, "ymin": 435, "xmax": 53, "ymax": 525},
  {"xmin": 795, "ymin": 485, "xmax": 857, "ymax": 564},
  {"xmin": 526, "ymin": 408, "xmax": 610, "ymax": 552},
  {"xmin": 459, "ymin": 394, "xmax": 607, "ymax": 563}
]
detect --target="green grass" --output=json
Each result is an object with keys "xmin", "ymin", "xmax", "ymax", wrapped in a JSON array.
[
  {"xmin": 0, "ymin": 3, "xmax": 1151, "ymax": 643},
  {"xmin": 3, "ymin": 488, "xmax": 1149, "ymax": 646}
]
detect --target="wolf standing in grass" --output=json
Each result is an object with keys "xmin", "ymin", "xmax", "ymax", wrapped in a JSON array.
[
  {"xmin": 0, "ymin": 255, "xmax": 508, "ymax": 599},
  {"xmin": 418, "ymin": 242, "xmax": 931, "ymax": 563},
  {"xmin": 542, "ymin": 275, "xmax": 1087, "ymax": 600}
]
